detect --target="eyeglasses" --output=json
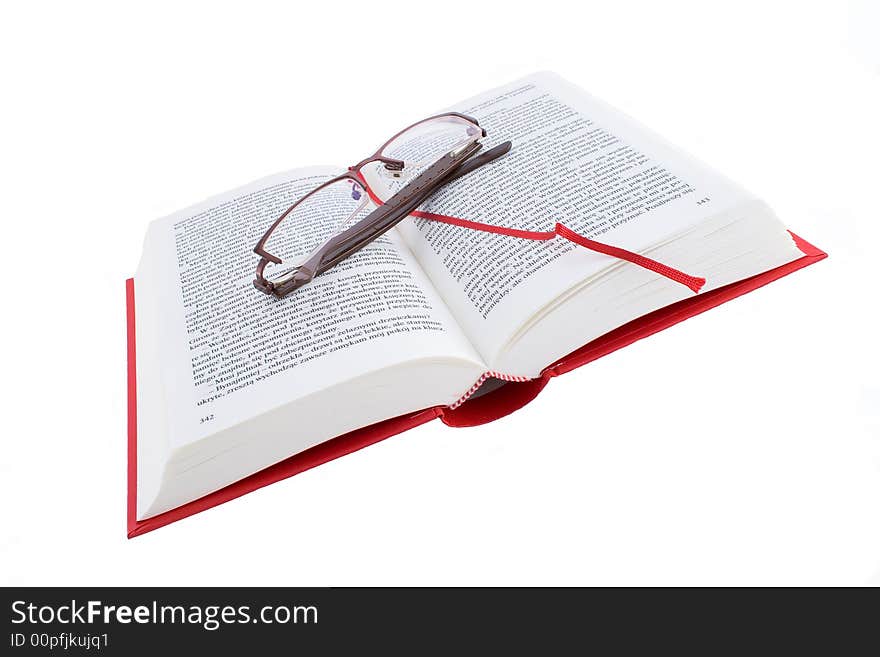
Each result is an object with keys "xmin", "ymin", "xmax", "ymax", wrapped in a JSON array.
[{"xmin": 253, "ymin": 112, "xmax": 511, "ymax": 298}]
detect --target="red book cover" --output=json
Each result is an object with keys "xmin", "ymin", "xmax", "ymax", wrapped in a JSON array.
[{"xmin": 127, "ymin": 232, "xmax": 826, "ymax": 537}]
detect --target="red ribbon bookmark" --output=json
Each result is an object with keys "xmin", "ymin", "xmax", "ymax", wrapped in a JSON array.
[
  {"xmin": 410, "ymin": 209, "xmax": 706, "ymax": 294},
  {"xmin": 360, "ymin": 177, "xmax": 706, "ymax": 294}
]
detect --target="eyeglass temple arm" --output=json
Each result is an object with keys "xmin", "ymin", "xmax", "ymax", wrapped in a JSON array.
[
  {"xmin": 444, "ymin": 140, "xmax": 511, "ymax": 182},
  {"xmin": 360, "ymin": 141, "xmax": 512, "ymax": 229},
  {"xmin": 313, "ymin": 141, "xmax": 513, "ymax": 274},
  {"xmin": 378, "ymin": 141, "xmax": 513, "ymax": 234},
  {"xmin": 306, "ymin": 144, "xmax": 483, "ymax": 276}
]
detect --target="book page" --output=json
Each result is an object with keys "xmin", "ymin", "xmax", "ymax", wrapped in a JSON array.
[
  {"xmin": 395, "ymin": 72, "xmax": 758, "ymax": 365},
  {"xmin": 137, "ymin": 167, "xmax": 484, "ymax": 450}
]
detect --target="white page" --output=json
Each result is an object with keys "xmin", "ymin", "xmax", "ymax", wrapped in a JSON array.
[
  {"xmin": 395, "ymin": 72, "xmax": 757, "ymax": 365},
  {"xmin": 137, "ymin": 166, "xmax": 484, "ymax": 451}
]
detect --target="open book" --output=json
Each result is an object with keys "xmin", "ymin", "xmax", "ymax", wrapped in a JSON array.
[{"xmin": 129, "ymin": 72, "xmax": 824, "ymax": 534}]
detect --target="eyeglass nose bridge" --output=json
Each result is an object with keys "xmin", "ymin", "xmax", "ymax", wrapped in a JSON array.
[{"xmin": 350, "ymin": 155, "xmax": 404, "ymax": 174}]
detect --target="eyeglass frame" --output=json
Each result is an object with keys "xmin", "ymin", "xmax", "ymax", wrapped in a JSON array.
[{"xmin": 253, "ymin": 112, "xmax": 491, "ymax": 296}]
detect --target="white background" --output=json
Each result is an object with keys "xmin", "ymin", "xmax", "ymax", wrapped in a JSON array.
[{"xmin": 1, "ymin": 1, "xmax": 878, "ymax": 586}]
